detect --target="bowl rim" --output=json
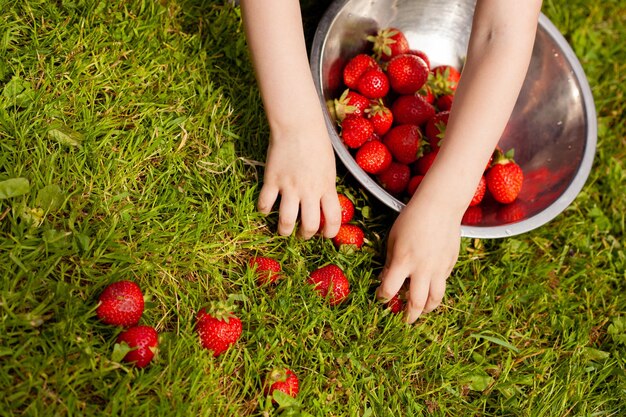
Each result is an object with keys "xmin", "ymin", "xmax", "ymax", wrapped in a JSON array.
[{"xmin": 310, "ymin": 3, "xmax": 597, "ymax": 239}]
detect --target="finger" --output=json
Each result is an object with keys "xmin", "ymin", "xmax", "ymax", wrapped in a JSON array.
[
  {"xmin": 320, "ymin": 192, "xmax": 341, "ymax": 238},
  {"xmin": 257, "ymin": 183, "xmax": 279, "ymax": 215},
  {"xmin": 277, "ymin": 195, "xmax": 299, "ymax": 236},
  {"xmin": 404, "ymin": 275, "xmax": 431, "ymax": 324},
  {"xmin": 298, "ymin": 197, "xmax": 321, "ymax": 240},
  {"xmin": 375, "ymin": 262, "xmax": 407, "ymax": 303},
  {"xmin": 422, "ymin": 276, "xmax": 446, "ymax": 314}
]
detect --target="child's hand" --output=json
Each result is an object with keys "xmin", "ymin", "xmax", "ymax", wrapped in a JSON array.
[
  {"xmin": 375, "ymin": 193, "xmax": 462, "ymax": 323},
  {"xmin": 258, "ymin": 120, "xmax": 342, "ymax": 240}
]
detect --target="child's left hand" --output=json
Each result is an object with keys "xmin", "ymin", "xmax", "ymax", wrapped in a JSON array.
[{"xmin": 375, "ymin": 191, "xmax": 463, "ymax": 323}]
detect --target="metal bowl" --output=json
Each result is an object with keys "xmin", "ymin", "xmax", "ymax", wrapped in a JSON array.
[{"xmin": 310, "ymin": 0, "xmax": 597, "ymax": 238}]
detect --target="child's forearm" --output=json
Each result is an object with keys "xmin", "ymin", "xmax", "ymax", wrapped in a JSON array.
[
  {"xmin": 415, "ymin": 0, "xmax": 543, "ymax": 214},
  {"xmin": 240, "ymin": 0, "xmax": 326, "ymax": 136}
]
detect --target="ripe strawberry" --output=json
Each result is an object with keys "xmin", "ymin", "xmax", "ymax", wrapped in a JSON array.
[
  {"xmin": 391, "ymin": 94, "xmax": 436, "ymax": 126},
  {"xmin": 330, "ymin": 89, "xmax": 371, "ymax": 121},
  {"xmin": 469, "ymin": 176, "xmax": 487, "ymax": 207},
  {"xmin": 264, "ymin": 368, "xmax": 299, "ymax": 399},
  {"xmin": 196, "ymin": 305, "xmax": 242, "ymax": 357},
  {"xmin": 436, "ymin": 93, "xmax": 454, "ymax": 112},
  {"xmin": 338, "ymin": 194, "xmax": 355, "ymax": 224},
  {"xmin": 367, "ymin": 27, "xmax": 409, "ymax": 61},
  {"xmin": 414, "ymin": 149, "xmax": 439, "ymax": 175},
  {"xmin": 319, "ymin": 194, "xmax": 355, "ymax": 230},
  {"xmin": 407, "ymin": 175, "xmax": 424, "ymax": 196},
  {"xmin": 377, "ymin": 162, "xmax": 411, "ymax": 195},
  {"xmin": 308, "ymin": 264, "xmax": 350, "ymax": 305},
  {"xmin": 386, "ymin": 53, "xmax": 429, "ymax": 94},
  {"xmin": 418, "ymin": 85, "xmax": 435, "ymax": 104},
  {"xmin": 340, "ymin": 117, "xmax": 373, "ymax": 148},
  {"xmin": 343, "ymin": 53, "xmax": 378, "ymax": 89},
  {"xmin": 432, "ymin": 65, "xmax": 461, "ymax": 90},
  {"xmin": 387, "ymin": 294, "xmax": 405, "ymax": 314},
  {"xmin": 116, "ymin": 325, "xmax": 158, "ymax": 368},
  {"xmin": 425, "ymin": 111, "xmax": 450, "ymax": 147},
  {"xmin": 356, "ymin": 68, "xmax": 389, "ymax": 99},
  {"xmin": 365, "ymin": 100, "xmax": 393, "ymax": 136},
  {"xmin": 408, "ymin": 49, "xmax": 431, "ymax": 70},
  {"xmin": 249, "ymin": 256, "xmax": 282, "ymax": 285},
  {"xmin": 462, "ymin": 206, "xmax": 483, "ymax": 225},
  {"xmin": 355, "ymin": 140, "xmax": 393, "ymax": 174},
  {"xmin": 96, "ymin": 281, "xmax": 144, "ymax": 327},
  {"xmin": 486, "ymin": 150, "xmax": 524, "ymax": 204},
  {"xmin": 382, "ymin": 124, "xmax": 422, "ymax": 164},
  {"xmin": 332, "ymin": 224, "xmax": 365, "ymax": 249}
]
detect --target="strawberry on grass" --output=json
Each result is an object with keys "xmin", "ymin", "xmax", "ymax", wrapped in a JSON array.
[
  {"xmin": 249, "ymin": 256, "xmax": 282, "ymax": 285},
  {"xmin": 96, "ymin": 280, "xmax": 145, "ymax": 327},
  {"xmin": 332, "ymin": 223, "xmax": 365, "ymax": 250},
  {"xmin": 115, "ymin": 325, "xmax": 159, "ymax": 368},
  {"xmin": 308, "ymin": 264, "xmax": 350, "ymax": 306},
  {"xmin": 196, "ymin": 303, "xmax": 243, "ymax": 357},
  {"xmin": 264, "ymin": 368, "xmax": 300, "ymax": 399}
]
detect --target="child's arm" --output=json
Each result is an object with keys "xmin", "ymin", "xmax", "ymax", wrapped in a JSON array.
[
  {"xmin": 376, "ymin": 0, "xmax": 543, "ymax": 323},
  {"xmin": 240, "ymin": 0, "xmax": 342, "ymax": 239}
]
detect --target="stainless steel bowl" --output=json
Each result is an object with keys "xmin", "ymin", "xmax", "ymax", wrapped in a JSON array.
[{"xmin": 310, "ymin": 0, "xmax": 597, "ymax": 238}]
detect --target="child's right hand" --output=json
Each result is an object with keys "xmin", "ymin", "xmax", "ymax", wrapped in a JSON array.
[{"xmin": 258, "ymin": 117, "xmax": 342, "ymax": 240}]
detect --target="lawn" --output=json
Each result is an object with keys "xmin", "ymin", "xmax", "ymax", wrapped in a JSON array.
[{"xmin": 1, "ymin": 0, "xmax": 625, "ymax": 416}]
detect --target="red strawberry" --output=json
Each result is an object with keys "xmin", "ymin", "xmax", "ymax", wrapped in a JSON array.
[
  {"xmin": 407, "ymin": 175, "xmax": 424, "ymax": 196},
  {"xmin": 331, "ymin": 89, "xmax": 370, "ymax": 121},
  {"xmin": 340, "ymin": 117, "xmax": 373, "ymax": 148},
  {"xmin": 367, "ymin": 27, "xmax": 409, "ymax": 61},
  {"xmin": 338, "ymin": 194, "xmax": 355, "ymax": 224},
  {"xmin": 386, "ymin": 54, "xmax": 429, "ymax": 94},
  {"xmin": 116, "ymin": 325, "xmax": 158, "ymax": 368},
  {"xmin": 377, "ymin": 162, "xmax": 411, "ymax": 195},
  {"xmin": 320, "ymin": 194, "xmax": 355, "ymax": 230},
  {"xmin": 249, "ymin": 256, "xmax": 282, "ymax": 285},
  {"xmin": 355, "ymin": 140, "xmax": 393, "ymax": 174},
  {"xmin": 391, "ymin": 94, "xmax": 436, "ymax": 126},
  {"xmin": 196, "ymin": 306, "xmax": 242, "ymax": 357},
  {"xmin": 408, "ymin": 49, "xmax": 431, "ymax": 70},
  {"xmin": 469, "ymin": 176, "xmax": 487, "ymax": 207},
  {"xmin": 432, "ymin": 65, "xmax": 461, "ymax": 90},
  {"xmin": 414, "ymin": 149, "xmax": 439, "ymax": 175},
  {"xmin": 264, "ymin": 368, "xmax": 299, "ymax": 399},
  {"xmin": 308, "ymin": 264, "xmax": 350, "ymax": 305},
  {"xmin": 462, "ymin": 206, "xmax": 483, "ymax": 225},
  {"xmin": 332, "ymin": 224, "xmax": 365, "ymax": 249},
  {"xmin": 486, "ymin": 150, "xmax": 524, "ymax": 204},
  {"xmin": 436, "ymin": 93, "xmax": 454, "ymax": 112},
  {"xmin": 425, "ymin": 111, "xmax": 450, "ymax": 147},
  {"xmin": 356, "ymin": 68, "xmax": 389, "ymax": 99},
  {"xmin": 343, "ymin": 53, "xmax": 378, "ymax": 89},
  {"xmin": 365, "ymin": 100, "xmax": 393, "ymax": 136},
  {"xmin": 96, "ymin": 281, "xmax": 144, "ymax": 327},
  {"xmin": 418, "ymin": 85, "xmax": 435, "ymax": 104},
  {"xmin": 387, "ymin": 294, "xmax": 405, "ymax": 314},
  {"xmin": 382, "ymin": 124, "xmax": 422, "ymax": 164}
]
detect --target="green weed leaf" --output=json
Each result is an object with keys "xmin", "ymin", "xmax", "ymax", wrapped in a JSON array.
[
  {"xmin": 0, "ymin": 178, "xmax": 30, "ymax": 199},
  {"xmin": 112, "ymin": 342, "xmax": 132, "ymax": 363},
  {"xmin": 35, "ymin": 184, "xmax": 64, "ymax": 212},
  {"xmin": 462, "ymin": 373, "xmax": 494, "ymax": 391},
  {"xmin": 47, "ymin": 122, "xmax": 84, "ymax": 147},
  {"xmin": 607, "ymin": 317, "xmax": 626, "ymax": 345},
  {"xmin": 2, "ymin": 76, "xmax": 35, "ymax": 107}
]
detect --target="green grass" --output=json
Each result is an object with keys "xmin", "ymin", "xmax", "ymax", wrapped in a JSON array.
[{"xmin": 1, "ymin": 0, "xmax": 625, "ymax": 416}]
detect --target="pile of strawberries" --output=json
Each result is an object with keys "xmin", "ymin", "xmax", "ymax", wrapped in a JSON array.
[
  {"xmin": 328, "ymin": 27, "xmax": 524, "ymax": 219},
  {"xmin": 94, "ymin": 194, "xmax": 400, "ymax": 405}
]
